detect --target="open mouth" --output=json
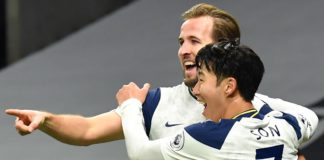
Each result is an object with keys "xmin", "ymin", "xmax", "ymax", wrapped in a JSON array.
[{"xmin": 184, "ymin": 61, "xmax": 196, "ymax": 70}]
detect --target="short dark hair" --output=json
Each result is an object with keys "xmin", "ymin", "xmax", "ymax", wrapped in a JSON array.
[{"xmin": 195, "ymin": 41, "xmax": 264, "ymax": 101}]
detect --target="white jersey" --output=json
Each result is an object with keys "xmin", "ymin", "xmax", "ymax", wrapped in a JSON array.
[
  {"xmin": 116, "ymin": 83, "xmax": 318, "ymax": 159},
  {"xmin": 119, "ymin": 97, "xmax": 317, "ymax": 160},
  {"xmin": 161, "ymin": 110, "xmax": 310, "ymax": 160},
  {"xmin": 141, "ymin": 83, "xmax": 317, "ymax": 140},
  {"xmin": 142, "ymin": 83, "xmax": 205, "ymax": 140}
]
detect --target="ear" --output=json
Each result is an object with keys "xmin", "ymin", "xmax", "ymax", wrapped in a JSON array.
[{"xmin": 224, "ymin": 77, "xmax": 237, "ymax": 96}]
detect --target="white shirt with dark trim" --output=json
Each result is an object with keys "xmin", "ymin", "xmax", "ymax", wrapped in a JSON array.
[
  {"xmin": 117, "ymin": 83, "xmax": 318, "ymax": 160},
  {"xmin": 161, "ymin": 109, "xmax": 307, "ymax": 160},
  {"xmin": 131, "ymin": 83, "xmax": 317, "ymax": 140},
  {"xmin": 142, "ymin": 83, "xmax": 205, "ymax": 140}
]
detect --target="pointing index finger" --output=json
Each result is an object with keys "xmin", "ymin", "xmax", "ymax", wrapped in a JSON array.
[{"xmin": 5, "ymin": 109, "xmax": 25, "ymax": 117}]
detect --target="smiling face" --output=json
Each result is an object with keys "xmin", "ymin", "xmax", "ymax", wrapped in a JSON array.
[
  {"xmin": 192, "ymin": 42, "xmax": 265, "ymax": 120},
  {"xmin": 178, "ymin": 16, "xmax": 215, "ymax": 87},
  {"xmin": 192, "ymin": 64, "xmax": 227, "ymax": 119}
]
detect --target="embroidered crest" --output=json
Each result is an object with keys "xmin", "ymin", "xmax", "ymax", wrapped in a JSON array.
[{"xmin": 170, "ymin": 131, "xmax": 185, "ymax": 151}]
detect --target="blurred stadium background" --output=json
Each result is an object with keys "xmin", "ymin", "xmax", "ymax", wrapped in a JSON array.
[{"xmin": 1, "ymin": 0, "xmax": 323, "ymax": 159}]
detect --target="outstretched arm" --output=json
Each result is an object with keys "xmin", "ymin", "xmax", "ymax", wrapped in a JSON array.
[{"xmin": 5, "ymin": 108, "xmax": 124, "ymax": 146}]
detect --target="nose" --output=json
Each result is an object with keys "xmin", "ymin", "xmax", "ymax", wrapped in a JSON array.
[
  {"xmin": 178, "ymin": 42, "xmax": 191, "ymax": 56},
  {"xmin": 192, "ymin": 81, "xmax": 200, "ymax": 96}
]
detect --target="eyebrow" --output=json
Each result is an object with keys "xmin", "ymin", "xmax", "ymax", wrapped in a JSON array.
[
  {"xmin": 178, "ymin": 35, "xmax": 200, "ymax": 41},
  {"xmin": 188, "ymin": 35, "xmax": 200, "ymax": 41}
]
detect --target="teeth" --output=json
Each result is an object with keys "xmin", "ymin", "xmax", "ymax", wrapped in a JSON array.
[
  {"xmin": 184, "ymin": 61, "xmax": 195, "ymax": 66},
  {"xmin": 184, "ymin": 61, "xmax": 196, "ymax": 70}
]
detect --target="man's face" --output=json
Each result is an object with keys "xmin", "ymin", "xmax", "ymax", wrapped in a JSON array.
[
  {"xmin": 192, "ymin": 64, "xmax": 225, "ymax": 119},
  {"xmin": 178, "ymin": 16, "xmax": 214, "ymax": 87}
]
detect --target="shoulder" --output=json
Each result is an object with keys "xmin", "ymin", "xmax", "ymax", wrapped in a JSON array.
[
  {"xmin": 142, "ymin": 83, "xmax": 187, "ymax": 111},
  {"xmin": 274, "ymin": 112, "xmax": 302, "ymax": 140},
  {"xmin": 160, "ymin": 83, "xmax": 189, "ymax": 96},
  {"xmin": 184, "ymin": 120, "xmax": 236, "ymax": 149}
]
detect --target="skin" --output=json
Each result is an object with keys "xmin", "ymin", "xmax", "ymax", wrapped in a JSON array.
[
  {"xmin": 192, "ymin": 64, "xmax": 253, "ymax": 121},
  {"xmin": 5, "ymin": 15, "xmax": 216, "ymax": 146},
  {"xmin": 5, "ymin": 109, "xmax": 123, "ymax": 145},
  {"xmin": 298, "ymin": 154, "xmax": 306, "ymax": 160},
  {"xmin": 178, "ymin": 16, "xmax": 215, "ymax": 87}
]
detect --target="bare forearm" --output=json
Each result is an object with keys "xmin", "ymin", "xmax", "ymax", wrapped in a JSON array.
[
  {"xmin": 39, "ymin": 111, "xmax": 124, "ymax": 146},
  {"xmin": 38, "ymin": 112, "xmax": 92, "ymax": 146}
]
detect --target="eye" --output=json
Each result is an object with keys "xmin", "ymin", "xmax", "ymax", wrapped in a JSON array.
[
  {"xmin": 178, "ymin": 39, "xmax": 184, "ymax": 46},
  {"xmin": 191, "ymin": 39, "xmax": 200, "ymax": 44}
]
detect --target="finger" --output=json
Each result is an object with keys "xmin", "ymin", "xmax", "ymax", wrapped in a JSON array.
[
  {"xmin": 18, "ymin": 131, "xmax": 29, "ymax": 136},
  {"xmin": 5, "ymin": 109, "xmax": 25, "ymax": 118},
  {"xmin": 129, "ymin": 82, "xmax": 139, "ymax": 88},
  {"xmin": 28, "ymin": 115, "xmax": 44, "ymax": 132},
  {"xmin": 142, "ymin": 83, "xmax": 151, "ymax": 92},
  {"xmin": 16, "ymin": 120, "xmax": 31, "ymax": 135}
]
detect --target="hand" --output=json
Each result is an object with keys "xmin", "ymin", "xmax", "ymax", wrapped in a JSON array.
[
  {"xmin": 297, "ymin": 155, "xmax": 306, "ymax": 160},
  {"xmin": 297, "ymin": 152, "xmax": 306, "ymax": 160},
  {"xmin": 116, "ymin": 82, "xmax": 150, "ymax": 106},
  {"xmin": 5, "ymin": 109, "xmax": 46, "ymax": 135}
]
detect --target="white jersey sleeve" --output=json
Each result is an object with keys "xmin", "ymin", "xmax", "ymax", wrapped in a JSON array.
[
  {"xmin": 253, "ymin": 93, "xmax": 318, "ymax": 138},
  {"xmin": 118, "ymin": 98, "xmax": 166, "ymax": 160},
  {"xmin": 119, "ymin": 98, "xmax": 210, "ymax": 160}
]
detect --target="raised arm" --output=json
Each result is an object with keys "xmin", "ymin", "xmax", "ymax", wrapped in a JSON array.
[{"xmin": 5, "ymin": 108, "xmax": 124, "ymax": 146}]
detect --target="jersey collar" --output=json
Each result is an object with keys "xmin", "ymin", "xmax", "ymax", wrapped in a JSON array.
[
  {"xmin": 188, "ymin": 87, "xmax": 198, "ymax": 100},
  {"xmin": 232, "ymin": 109, "xmax": 259, "ymax": 120}
]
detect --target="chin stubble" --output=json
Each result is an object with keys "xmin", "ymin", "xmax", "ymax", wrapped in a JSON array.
[{"xmin": 184, "ymin": 77, "xmax": 198, "ymax": 88}]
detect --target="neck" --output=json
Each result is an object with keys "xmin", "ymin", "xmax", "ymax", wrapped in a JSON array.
[{"xmin": 214, "ymin": 96, "xmax": 254, "ymax": 121}]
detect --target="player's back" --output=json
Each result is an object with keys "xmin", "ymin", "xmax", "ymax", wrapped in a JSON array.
[
  {"xmin": 217, "ymin": 111, "xmax": 299, "ymax": 159},
  {"xmin": 162, "ymin": 109, "xmax": 304, "ymax": 160}
]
